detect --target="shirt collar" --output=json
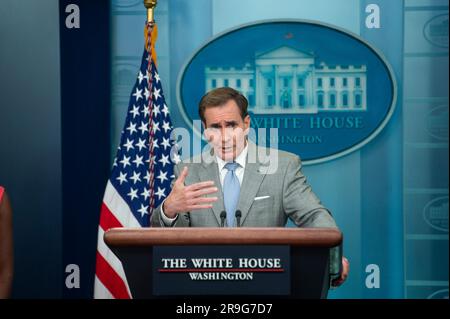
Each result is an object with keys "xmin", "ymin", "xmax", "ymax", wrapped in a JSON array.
[{"xmin": 216, "ymin": 142, "xmax": 248, "ymax": 172}]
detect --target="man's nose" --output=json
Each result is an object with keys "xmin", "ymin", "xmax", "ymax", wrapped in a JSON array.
[{"xmin": 221, "ymin": 128, "xmax": 233, "ymax": 142}]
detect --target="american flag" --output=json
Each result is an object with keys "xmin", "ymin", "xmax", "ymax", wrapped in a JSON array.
[{"xmin": 94, "ymin": 22, "xmax": 179, "ymax": 299}]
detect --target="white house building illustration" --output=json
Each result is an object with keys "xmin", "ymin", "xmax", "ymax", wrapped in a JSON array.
[{"xmin": 205, "ymin": 46, "xmax": 367, "ymax": 113}]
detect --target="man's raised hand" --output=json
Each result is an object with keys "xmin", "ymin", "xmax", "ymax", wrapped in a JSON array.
[{"xmin": 163, "ymin": 166, "xmax": 218, "ymax": 218}]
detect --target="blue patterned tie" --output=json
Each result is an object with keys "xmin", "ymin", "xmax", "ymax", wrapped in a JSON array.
[{"xmin": 223, "ymin": 162, "xmax": 240, "ymax": 227}]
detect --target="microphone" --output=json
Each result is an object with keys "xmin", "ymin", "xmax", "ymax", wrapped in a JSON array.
[
  {"xmin": 220, "ymin": 211, "xmax": 226, "ymax": 227},
  {"xmin": 235, "ymin": 210, "xmax": 242, "ymax": 227}
]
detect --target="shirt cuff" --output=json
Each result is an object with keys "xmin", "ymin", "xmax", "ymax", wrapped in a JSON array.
[{"xmin": 160, "ymin": 199, "xmax": 178, "ymax": 226}]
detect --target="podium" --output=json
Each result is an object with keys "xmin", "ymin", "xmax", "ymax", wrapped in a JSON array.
[{"xmin": 104, "ymin": 227, "xmax": 342, "ymax": 299}]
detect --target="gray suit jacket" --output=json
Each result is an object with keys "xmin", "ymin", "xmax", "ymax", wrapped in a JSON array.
[{"xmin": 151, "ymin": 141, "xmax": 337, "ymax": 229}]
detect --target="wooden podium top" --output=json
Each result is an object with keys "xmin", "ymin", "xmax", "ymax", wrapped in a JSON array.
[{"xmin": 104, "ymin": 227, "xmax": 342, "ymax": 248}]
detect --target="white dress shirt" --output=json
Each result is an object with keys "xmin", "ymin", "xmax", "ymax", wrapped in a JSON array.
[
  {"xmin": 216, "ymin": 144, "xmax": 248, "ymax": 188},
  {"xmin": 161, "ymin": 144, "xmax": 249, "ymax": 225}
]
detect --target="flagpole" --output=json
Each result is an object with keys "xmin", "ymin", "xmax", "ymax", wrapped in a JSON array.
[{"xmin": 144, "ymin": 0, "xmax": 158, "ymax": 23}]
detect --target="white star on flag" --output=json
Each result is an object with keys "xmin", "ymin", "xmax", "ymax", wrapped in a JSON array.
[
  {"xmin": 123, "ymin": 138, "xmax": 134, "ymax": 151},
  {"xmin": 153, "ymin": 87, "xmax": 161, "ymax": 101},
  {"xmin": 152, "ymin": 138, "xmax": 159, "ymax": 149},
  {"xmin": 137, "ymin": 71, "xmax": 144, "ymax": 84},
  {"xmin": 138, "ymin": 121, "xmax": 149, "ymax": 134},
  {"xmin": 152, "ymin": 122, "xmax": 160, "ymax": 133},
  {"xmin": 120, "ymin": 155, "xmax": 131, "ymax": 168},
  {"xmin": 162, "ymin": 104, "xmax": 169, "ymax": 117},
  {"xmin": 161, "ymin": 137, "xmax": 171, "ymax": 150},
  {"xmin": 141, "ymin": 105, "xmax": 150, "ymax": 117},
  {"xmin": 126, "ymin": 122, "xmax": 137, "ymax": 135},
  {"xmin": 116, "ymin": 172, "xmax": 127, "ymax": 185},
  {"xmin": 130, "ymin": 171, "xmax": 141, "ymax": 184},
  {"xmin": 159, "ymin": 154, "xmax": 170, "ymax": 167},
  {"xmin": 137, "ymin": 204, "xmax": 149, "ymax": 217},
  {"xmin": 127, "ymin": 187, "xmax": 138, "ymax": 201},
  {"xmin": 143, "ymin": 171, "xmax": 151, "ymax": 183},
  {"xmin": 162, "ymin": 121, "xmax": 171, "ymax": 133},
  {"xmin": 144, "ymin": 87, "xmax": 151, "ymax": 101},
  {"xmin": 152, "ymin": 104, "xmax": 161, "ymax": 117},
  {"xmin": 133, "ymin": 155, "xmax": 144, "ymax": 168},
  {"xmin": 155, "ymin": 187, "xmax": 166, "ymax": 200},
  {"xmin": 130, "ymin": 105, "xmax": 140, "ymax": 118},
  {"xmin": 133, "ymin": 87, "xmax": 143, "ymax": 101},
  {"xmin": 171, "ymin": 152, "xmax": 182, "ymax": 164},
  {"xmin": 140, "ymin": 188, "xmax": 150, "ymax": 200},
  {"xmin": 135, "ymin": 138, "xmax": 147, "ymax": 151},
  {"xmin": 156, "ymin": 170, "xmax": 168, "ymax": 183}
]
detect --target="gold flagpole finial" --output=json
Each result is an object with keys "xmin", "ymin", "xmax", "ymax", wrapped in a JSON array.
[{"xmin": 144, "ymin": 0, "xmax": 158, "ymax": 23}]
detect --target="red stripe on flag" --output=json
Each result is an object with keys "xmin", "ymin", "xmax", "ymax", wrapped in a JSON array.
[
  {"xmin": 99, "ymin": 202, "xmax": 123, "ymax": 231},
  {"xmin": 95, "ymin": 252, "xmax": 131, "ymax": 299}
]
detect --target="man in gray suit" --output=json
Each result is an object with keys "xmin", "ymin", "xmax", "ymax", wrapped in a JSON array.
[{"xmin": 150, "ymin": 87, "xmax": 349, "ymax": 286}]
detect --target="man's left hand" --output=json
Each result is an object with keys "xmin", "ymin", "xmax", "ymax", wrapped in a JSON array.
[{"xmin": 332, "ymin": 257, "xmax": 350, "ymax": 287}]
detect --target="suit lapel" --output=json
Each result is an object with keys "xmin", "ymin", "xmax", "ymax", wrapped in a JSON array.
[
  {"xmin": 237, "ymin": 142, "xmax": 267, "ymax": 225},
  {"xmin": 198, "ymin": 150, "xmax": 225, "ymax": 226}
]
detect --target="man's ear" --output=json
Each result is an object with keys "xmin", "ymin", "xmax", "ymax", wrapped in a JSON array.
[
  {"xmin": 202, "ymin": 121, "xmax": 210, "ymax": 141},
  {"xmin": 243, "ymin": 114, "xmax": 251, "ymax": 133}
]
